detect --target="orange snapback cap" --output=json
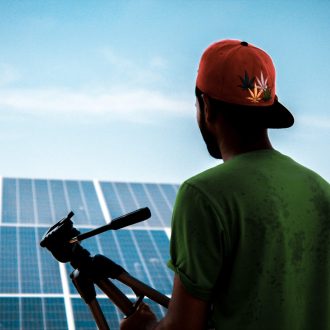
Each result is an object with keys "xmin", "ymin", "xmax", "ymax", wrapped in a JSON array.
[{"xmin": 196, "ymin": 39, "xmax": 294, "ymax": 128}]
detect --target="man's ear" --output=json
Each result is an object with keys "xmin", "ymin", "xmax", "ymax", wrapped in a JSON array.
[{"xmin": 201, "ymin": 94, "xmax": 214, "ymax": 124}]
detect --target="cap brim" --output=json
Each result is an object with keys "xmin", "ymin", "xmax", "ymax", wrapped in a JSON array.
[
  {"xmin": 252, "ymin": 99, "xmax": 294, "ymax": 128},
  {"xmin": 226, "ymin": 98, "xmax": 294, "ymax": 129}
]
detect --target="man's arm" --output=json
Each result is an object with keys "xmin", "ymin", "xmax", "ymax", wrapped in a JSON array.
[
  {"xmin": 155, "ymin": 274, "xmax": 209, "ymax": 329},
  {"xmin": 120, "ymin": 274, "xmax": 209, "ymax": 330}
]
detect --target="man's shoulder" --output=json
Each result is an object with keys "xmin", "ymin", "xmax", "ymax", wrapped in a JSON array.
[
  {"xmin": 184, "ymin": 150, "xmax": 267, "ymax": 187},
  {"xmin": 182, "ymin": 149, "xmax": 329, "ymax": 195},
  {"xmin": 184, "ymin": 162, "xmax": 228, "ymax": 188},
  {"xmin": 181, "ymin": 160, "xmax": 242, "ymax": 198}
]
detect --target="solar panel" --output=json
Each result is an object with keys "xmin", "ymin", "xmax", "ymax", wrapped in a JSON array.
[
  {"xmin": 0, "ymin": 177, "xmax": 178, "ymax": 329},
  {"xmin": 2, "ymin": 178, "xmax": 107, "ymax": 226}
]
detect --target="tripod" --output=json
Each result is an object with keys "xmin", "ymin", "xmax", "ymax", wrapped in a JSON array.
[{"xmin": 40, "ymin": 209, "xmax": 170, "ymax": 330}]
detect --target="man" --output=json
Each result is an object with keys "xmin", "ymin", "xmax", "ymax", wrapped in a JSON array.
[{"xmin": 120, "ymin": 40, "xmax": 330, "ymax": 329}]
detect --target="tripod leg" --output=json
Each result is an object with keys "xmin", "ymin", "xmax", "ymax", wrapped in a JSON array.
[
  {"xmin": 96, "ymin": 278, "xmax": 136, "ymax": 316},
  {"xmin": 71, "ymin": 269, "xmax": 110, "ymax": 330},
  {"xmin": 117, "ymin": 272, "xmax": 170, "ymax": 309},
  {"xmin": 88, "ymin": 254, "xmax": 170, "ymax": 310},
  {"xmin": 88, "ymin": 298, "xmax": 110, "ymax": 330}
]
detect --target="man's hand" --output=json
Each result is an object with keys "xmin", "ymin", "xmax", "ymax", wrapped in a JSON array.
[
  {"xmin": 120, "ymin": 302, "xmax": 158, "ymax": 330},
  {"xmin": 120, "ymin": 275, "xmax": 209, "ymax": 330}
]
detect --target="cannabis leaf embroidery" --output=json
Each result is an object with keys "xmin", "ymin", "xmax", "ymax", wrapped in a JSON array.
[
  {"xmin": 256, "ymin": 71, "xmax": 268, "ymax": 91},
  {"xmin": 247, "ymin": 84, "xmax": 263, "ymax": 103},
  {"xmin": 263, "ymin": 87, "xmax": 272, "ymax": 101},
  {"xmin": 238, "ymin": 70, "xmax": 272, "ymax": 103},
  {"xmin": 238, "ymin": 71, "xmax": 255, "ymax": 90}
]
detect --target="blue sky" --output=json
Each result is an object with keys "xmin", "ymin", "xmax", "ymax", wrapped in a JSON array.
[{"xmin": 0, "ymin": 0, "xmax": 329, "ymax": 184}]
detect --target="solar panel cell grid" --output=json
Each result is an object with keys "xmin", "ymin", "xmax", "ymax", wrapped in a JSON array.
[
  {"xmin": 81, "ymin": 181, "xmax": 105, "ymax": 225},
  {"xmin": 115, "ymin": 230, "xmax": 151, "ymax": 287},
  {"xmin": 113, "ymin": 182, "xmax": 138, "ymax": 214},
  {"xmin": 44, "ymin": 298, "xmax": 68, "ymax": 329},
  {"xmin": 100, "ymin": 182, "xmax": 124, "ymax": 219},
  {"xmin": 0, "ymin": 297, "xmax": 68, "ymax": 329},
  {"xmin": 37, "ymin": 228, "xmax": 63, "ymax": 293},
  {"xmin": 2, "ymin": 178, "xmax": 17, "ymax": 223},
  {"xmin": 133, "ymin": 230, "xmax": 173, "ymax": 294},
  {"xmin": 34, "ymin": 180, "xmax": 54, "ymax": 224},
  {"xmin": 22, "ymin": 297, "xmax": 44, "ymax": 329},
  {"xmin": 0, "ymin": 227, "xmax": 19, "ymax": 293},
  {"xmin": 98, "ymin": 231, "xmax": 131, "ymax": 294},
  {"xmin": 0, "ymin": 298, "xmax": 20, "ymax": 329},
  {"xmin": 50, "ymin": 180, "xmax": 70, "ymax": 222},
  {"xmin": 151, "ymin": 230, "xmax": 171, "ymax": 263},
  {"xmin": 159, "ymin": 184, "xmax": 178, "ymax": 206},
  {"xmin": 18, "ymin": 179, "xmax": 35, "ymax": 224},
  {"xmin": 72, "ymin": 297, "xmax": 120, "ymax": 329},
  {"xmin": 129, "ymin": 183, "xmax": 163, "ymax": 227},
  {"xmin": 65, "ymin": 180, "xmax": 89, "ymax": 225},
  {"xmin": 144, "ymin": 184, "xmax": 172, "ymax": 226},
  {"xmin": 19, "ymin": 227, "xmax": 41, "ymax": 293},
  {"xmin": 100, "ymin": 181, "xmax": 179, "ymax": 228}
]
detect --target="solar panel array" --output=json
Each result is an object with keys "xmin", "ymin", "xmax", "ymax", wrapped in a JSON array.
[{"xmin": 0, "ymin": 177, "xmax": 179, "ymax": 329}]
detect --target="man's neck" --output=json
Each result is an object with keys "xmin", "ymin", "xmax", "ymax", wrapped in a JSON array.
[{"xmin": 219, "ymin": 129, "xmax": 273, "ymax": 162}]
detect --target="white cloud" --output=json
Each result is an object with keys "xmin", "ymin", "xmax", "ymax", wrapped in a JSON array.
[
  {"xmin": 0, "ymin": 50, "xmax": 185, "ymax": 123},
  {"xmin": 0, "ymin": 87, "xmax": 192, "ymax": 122}
]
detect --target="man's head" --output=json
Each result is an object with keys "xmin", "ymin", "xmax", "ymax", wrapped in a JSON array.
[{"xmin": 195, "ymin": 39, "xmax": 294, "ymax": 159}]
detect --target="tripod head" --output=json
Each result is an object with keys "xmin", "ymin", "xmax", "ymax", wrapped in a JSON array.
[
  {"xmin": 40, "ymin": 208, "xmax": 151, "ymax": 269},
  {"xmin": 40, "ymin": 211, "xmax": 83, "ymax": 264}
]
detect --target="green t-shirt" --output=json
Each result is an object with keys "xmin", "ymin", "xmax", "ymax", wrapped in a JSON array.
[{"xmin": 168, "ymin": 149, "xmax": 330, "ymax": 330}]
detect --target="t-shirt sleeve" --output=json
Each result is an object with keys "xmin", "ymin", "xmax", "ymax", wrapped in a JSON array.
[{"xmin": 167, "ymin": 182, "xmax": 225, "ymax": 301}]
